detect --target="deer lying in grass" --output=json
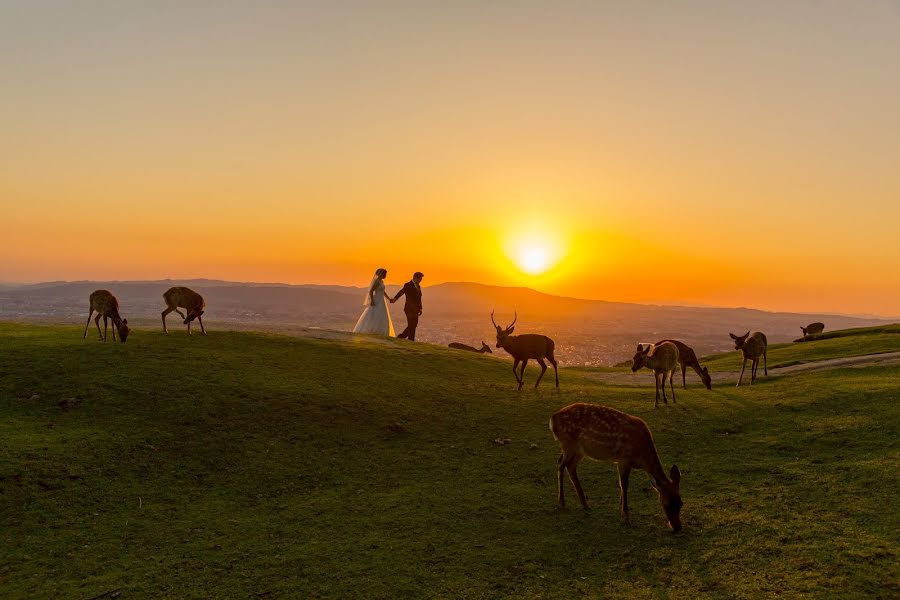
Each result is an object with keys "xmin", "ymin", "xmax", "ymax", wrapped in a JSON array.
[
  {"xmin": 448, "ymin": 341, "xmax": 492, "ymax": 354},
  {"xmin": 550, "ymin": 402, "xmax": 683, "ymax": 532},
  {"xmin": 730, "ymin": 331, "xmax": 767, "ymax": 386},
  {"xmin": 491, "ymin": 310, "xmax": 558, "ymax": 390},
  {"xmin": 801, "ymin": 322, "xmax": 825, "ymax": 337},
  {"xmin": 655, "ymin": 339, "xmax": 712, "ymax": 390},
  {"xmin": 162, "ymin": 286, "xmax": 206, "ymax": 335},
  {"xmin": 631, "ymin": 342, "xmax": 680, "ymax": 407},
  {"xmin": 83, "ymin": 290, "xmax": 131, "ymax": 343}
]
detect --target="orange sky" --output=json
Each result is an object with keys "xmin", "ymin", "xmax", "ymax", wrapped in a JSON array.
[{"xmin": 2, "ymin": 2, "xmax": 899, "ymax": 316}]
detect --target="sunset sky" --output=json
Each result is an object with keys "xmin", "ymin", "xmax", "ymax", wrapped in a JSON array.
[{"xmin": 2, "ymin": 1, "xmax": 899, "ymax": 316}]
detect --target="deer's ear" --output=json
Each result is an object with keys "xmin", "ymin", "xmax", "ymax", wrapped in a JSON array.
[
  {"xmin": 743, "ymin": 331, "xmax": 750, "ymax": 338},
  {"xmin": 636, "ymin": 344, "xmax": 643, "ymax": 352},
  {"xmin": 506, "ymin": 327, "xmax": 515, "ymax": 335},
  {"xmin": 123, "ymin": 319, "xmax": 128, "ymax": 325},
  {"xmin": 670, "ymin": 465, "xmax": 681, "ymax": 484},
  {"xmin": 729, "ymin": 333, "xmax": 737, "ymax": 340}
]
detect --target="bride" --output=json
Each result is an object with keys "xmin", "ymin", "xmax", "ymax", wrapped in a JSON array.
[{"xmin": 352, "ymin": 268, "xmax": 395, "ymax": 336}]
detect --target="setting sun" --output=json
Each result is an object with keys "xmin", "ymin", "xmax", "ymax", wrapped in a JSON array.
[{"xmin": 517, "ymin": 246, "xmax": 551, "ymax": 275}]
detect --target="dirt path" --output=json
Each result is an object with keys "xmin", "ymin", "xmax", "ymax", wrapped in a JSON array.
[{"xmin": 586, "ymin": 351, "xmax": 900, "ymax": 387}]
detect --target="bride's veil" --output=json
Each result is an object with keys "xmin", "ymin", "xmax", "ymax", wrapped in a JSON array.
[{"xmin": 363, "ymin": 269, "xmax": 384, "ymax": 306}]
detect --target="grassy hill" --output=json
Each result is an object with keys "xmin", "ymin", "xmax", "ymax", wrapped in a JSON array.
[{"xmin": 1, "ymin": 324, "xmax": 897, "ymax": 598}]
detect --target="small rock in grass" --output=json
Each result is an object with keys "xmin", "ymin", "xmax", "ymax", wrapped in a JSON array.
[{"xmin": 492, "ymin": 438, "xmax": 512, "ymax": 446}]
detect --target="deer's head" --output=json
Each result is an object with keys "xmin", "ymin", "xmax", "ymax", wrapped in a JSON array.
[
  {"xmin": 491, "ymin": 310, "xmax": 517, "ymax": 349},
  {"xmin": 631, "ymin": 344, "xmax": 651, "ymax": 372},
  {"xmin": 650, "ymin": 464, "xmax": 683, "ymax": 532},
  {"xmin": 800, "ymin": 326, "xmax": 808, "ymax": 336},
  {"xmin": 184, "ymin": 309, "xmax": 204, "ymax": 325},
  {"xmin": 700, "ymin": 366, "xmax": 712, "ymax": 390},
  {"xmin": 117, "ymin": 318, "xmax": 131, "ymax": 343},
  {"xmin": 729, "ymin": 331, "xmax": 750, "ymax": 351},
  {"xmin": 480, "ymin": 341, "xmax": 492, "ymax": 354}
]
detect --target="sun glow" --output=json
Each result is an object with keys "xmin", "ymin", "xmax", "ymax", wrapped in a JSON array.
[
  {"xmin": 517, "ymin": 246, "xmax": 552, "ymax": 274},
  {"xmin": 504, "ymin": 224, "xmax": 568, "ymax": 278}
]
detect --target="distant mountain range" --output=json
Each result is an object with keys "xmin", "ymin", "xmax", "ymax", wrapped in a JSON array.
[{"xmin": 0, "ymin": 279, "xmax": 892, "ymax": 366}]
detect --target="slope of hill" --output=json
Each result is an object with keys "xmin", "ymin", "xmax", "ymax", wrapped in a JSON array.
[
  {"xmin": 0, "ymin": 280, "xmax": 890, "ymax": 365},
  {"xmin": 0, "ymin": 324, "xmax": 896, "ymax": 597}
]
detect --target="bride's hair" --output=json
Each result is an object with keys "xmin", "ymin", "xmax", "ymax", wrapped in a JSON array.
[{"xmin": 375, "ymin": 268, "xmax": 387, "ymax": 278}]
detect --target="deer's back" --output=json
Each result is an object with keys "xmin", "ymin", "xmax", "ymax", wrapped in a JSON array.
[
  {"xmin": 648, "ymin": 342, "xmax": 679, "ymax": 370},
  {"xmin": 744, "ymin": 332, "xmax": 768, "ymax": 358},
  {"xmin": 805, "ymin": 323, "xmax": 825, "ymax": 334},
  {"xmin": 448, "ymin": 342, "xmax": 475, "ymax": 351},
  {"xmin": 89, "ymin": 290, "xmax": 119, "ymax": 315},
  {"xmin": 503, "ymin": 334, "xmax": 554, "ymax": 358},
  {"xmin": 551, "ymin": 403, "xmax": 654, "ymax": 463},
  {"xmin": 164, "ymin": 286, "xmax": 204, "ymax": 309},
  {"xmin": 656, "ymin": 339, "xmax": 697, "ymax": 365}
]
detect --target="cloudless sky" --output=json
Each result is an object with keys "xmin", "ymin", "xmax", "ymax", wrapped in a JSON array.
[{"xmin": 2, "ymin": 1, "xmax": 899, "ymax": 315}]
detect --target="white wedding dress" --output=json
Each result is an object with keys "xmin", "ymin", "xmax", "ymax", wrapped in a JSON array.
[{"xmin": 352, "ymin": 278, "xmax": 395, "ymax": 336}]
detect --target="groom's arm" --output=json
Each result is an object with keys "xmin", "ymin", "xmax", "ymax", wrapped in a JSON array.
[{"xmin": 391, "ymin": 284, "xmax": 408, "ymax": 302}]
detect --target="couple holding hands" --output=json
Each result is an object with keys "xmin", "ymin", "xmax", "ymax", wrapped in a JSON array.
[{"xmin": 352, "ymin": 269, "xmax": 424, "ymax": 340}]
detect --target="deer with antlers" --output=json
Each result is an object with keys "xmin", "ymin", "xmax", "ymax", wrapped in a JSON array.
[
  {"xmin": 491, "ymin": 310, "xmax": 559, "ymax": 390},
  {"xmin": 550, "ymin": 402, "xmax": 683, "ymax": 532},
  {"xmin": 448, "ymin": 341, "xmax": 492, "ymax": 354},
  {"xmin": 83, "ymin": 290, "xmax": 131, "ymax": 343}
]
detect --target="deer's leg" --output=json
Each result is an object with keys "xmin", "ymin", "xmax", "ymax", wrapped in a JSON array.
[
  {"xmin": 617, "ymin": 463, "xmax": 632, "ymax": 520},
  {"xmin": 174, "ymin": 309, "xmax": 186, "ymax": 320},
  {"xmin": 682, "ymin": 363, "xmax": 687, "ymax": 389},
  {"xmin": 737, "ymin": 358, "xmax": 746, "ymax": 387},
  {"xmin": 103, "ymin": 316, "xmax": 108, "ymax": 342},
  {"xmin": 197, "ymin": 315, "xmax": 206, "ymax": 335},
  {"xmin": 94, "ymin": 314, "xmax": 103, "ymax": 339},
  {"xmin": 550, "ymin": 356, "xmax": 559, "ymax": 388},
  {"xmin": 764, "ymin": 352, "xmax": 768, "ymax": 376},
  {"xmin": 518, "ymin": 359, "xmax": 528, "ymax": 391},
  {"xmin": 111, "ymin": 323, "xmax": 117, "ymax": 342},
  {"xmin": 161, "ymin": 308, "xmax": 173, "ymax": 333},
  {"xmin": 187, "ymin": 319, "xmax": 192, "ymax": 335},
  {"xmin": 654, "ymin": 372, "xmax": 661, "ymax": 407},
  {"xmin": 750, "ymin": 359, "xmax": 757, "ymax": 384},
  {"xmin": 557, "ymin": 453, "xmax": 568, "ymax": 508},
  {"xmin": 669, "ymin": 370, "xmax": 676, "ymax": 404},
  {"xmin": 534, "ymin": 358, "xmax": 547, "ymax": 389},
  {"xmin": 83, "ymin": 310, "xmax": 93, "ymax": 339},
  {"xmin": 511, "ymin": 359, "xmax": 521, "ymax": 386},
  {"xmin": 566, "ymin": 455, "xmax": 589, "ymax": 510}
]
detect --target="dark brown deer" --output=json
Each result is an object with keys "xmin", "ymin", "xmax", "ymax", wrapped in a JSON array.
[
  {"xmin": 448, "ymin": 341, "xmax": 492, "ymax": 354},
  {"xmin": 801, "ymin": 322, "xmax": 825, "ymax": 337},
  {"xmin": 82, "ymin": 290, "xmax": 131, "ymax": 343},
  {"xmin": 550, "ymin": 402, "xmax": 683, "ymax": 532},
  {"xmin": 162, "ymin": 286, "xmax": 206, "ymax": 335},
  {"xmin": 655, "ymin": 339, "xmax": 712, "ymax": 390},
  {"xmin": 491, "ymin": 310, "xmax": 558, "ymax": 390},
  {"xmin": 730, "ymin": 331, "xmax": 767, "ymax": 386},
  {"xmin": 631, "ymin": 342, "xmax": 680, "ymax": 407}
]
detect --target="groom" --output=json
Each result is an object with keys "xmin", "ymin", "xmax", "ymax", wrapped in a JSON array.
[{"xmin": 391, "ymin": 272, "xmax": 424, "ymax": 340}]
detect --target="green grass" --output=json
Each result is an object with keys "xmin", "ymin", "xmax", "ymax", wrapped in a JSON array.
[
  {"xmin": 701, "ymin": 329, "xmax": 900, "ymax": 372},
  {"xmin": 1, "ymin": 323, "xmax": 898, "ymax": 598}
]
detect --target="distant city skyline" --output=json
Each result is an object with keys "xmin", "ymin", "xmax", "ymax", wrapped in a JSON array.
[{"xmin": 3, "ymin": 1, "xmax": 899, "ymax": 316}]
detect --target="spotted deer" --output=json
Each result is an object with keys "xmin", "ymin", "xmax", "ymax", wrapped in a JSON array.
[
  {"xmin": 162, "ymin": 286, "xmax": 206, "ymax": 335},
  {"xmin": 550, "ymin": 402, "xmax": 683, "ymax": 532},
  {"xmin": 730, "ymin": 331, "xmax": 767, "ymax": 386},
  {"xmin": 655, "ymin": 339, "xmax": 712, "ymax": 390},
  {"xmin": 631, "ymin": 342, "xmax": 680, "ymax": 407},
  {"xmin": 801, "ymin": 322, "xmax": 825, "ymax": 338},
  {"xmin": 82, "ymin": 290, "xmax": 131, "ymax": 343},
  {"xmin": 448, "ymin": 341, "xmax": 492, "ymax": 354},
  {"xmin": 491, "ymin": 310, "xmax": 559, "ymax": 390}
]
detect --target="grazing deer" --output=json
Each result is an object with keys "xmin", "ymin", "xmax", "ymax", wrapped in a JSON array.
[
  {"xmin": 491, "ymin": 310, "xmax": 559, "ymax": 390},
  {"xmin": 448, "ymin": 341, "xmax": 492, "ymax": 354},
  {"xmin": 631, "ymin": 342, "xmax": 680, "ymax": 407},
  {"xmin": 656, "ymin": 339, "xmax": 712, "ymax": 390},
  {"xmin": 82, "ymin": 290, "xmax": 131, "ymax": 343},
  {"xmin": 550, "ymin": 402, "xmax": 683, "ymax": 532},
  {"xmin": 162, "ymin": 286, "xmax": 206, "ymax": 335},
  {"xmin": 801, "ymin": 322, "xmax": 825, "ymax": 337},
  {"xmin": 730, "ymin": 331, "xmax": 767, "ymax": 386}
]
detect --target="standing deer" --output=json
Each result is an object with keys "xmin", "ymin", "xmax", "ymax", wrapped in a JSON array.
[
  {"xmin": 550, "ymin": 402, "xmax": 683, "ymax": 532},
  {"xmin": 162, "ymin": 286, "xmax": 206, "ymax": 335},
  {"xmin": 655, "ymin": 339, "xmax": 712, "ymax": 390},
  {"xmin": 82, "ymin": 290, "xmax": 131, "ymax": 343},
  {"xmin": 491, "ymin": 310, "xmax": 559, "ymax": 390},
  {"xmin": 448, "ymin": 341, "xmax": 492, "ymax": 354},
  {"xmin": 730, "ymin": 331, "xmax": 767, "ymax": 386},
  {"xmin": 631, "ymin": 342, "xmax": 680, "ymax": 407},
  {"xmin": 801, "ymin": 322, "xmax": 825, "ymax": 337}
]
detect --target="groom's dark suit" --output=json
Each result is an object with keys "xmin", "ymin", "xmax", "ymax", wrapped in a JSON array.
[{"xmin": 393, "ymin": 280, "xmax": 423, "ymax": 340}]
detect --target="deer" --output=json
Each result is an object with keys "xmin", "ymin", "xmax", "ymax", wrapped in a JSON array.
[
  {"xmin": 730, "ymin": 331, "xmax": 767, "ymax": 386},
  {"xmin": 801, "ymin": 322, "xmax": 825, "ymax": 338},
  {"xmin": 82, "ymin": 290, "xmax": 131, "ymax": 343},
  {"xmin": 448, "ymin": 341, "xmax": 492, "ymax": 354},
  {"xmin": 631, "ymin": 342, "xmax": 680, "ymax": 407},
  {"xmin": 491, "ymin": 310, "xmax": 559, "ymax": 390},
  {"xmin": 550, "ymin": 402, "xmax": 683, "ymax": 532},
  {"xmin": 162, "ymin": 286, "xmax": 206, "ymax": 335},
  {"xmin": 655, "ymin": 339, "xmax": 712, "ymax": 390}
]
